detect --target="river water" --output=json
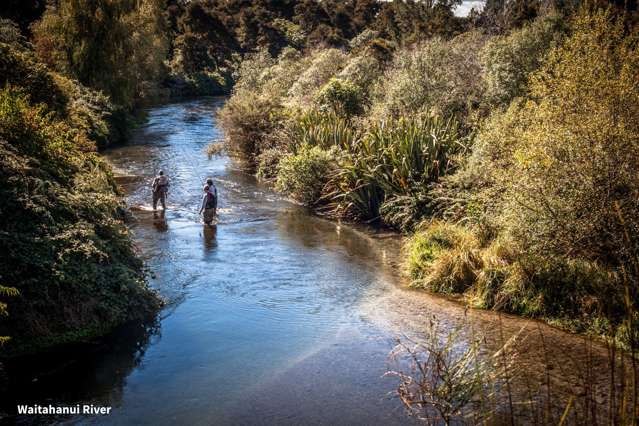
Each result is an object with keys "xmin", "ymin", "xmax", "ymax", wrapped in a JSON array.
[{"xmin": 1, "ymin": 99, "xmax": 624, "ymax": 425}]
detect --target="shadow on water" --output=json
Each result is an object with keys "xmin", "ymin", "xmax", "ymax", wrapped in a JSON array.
[{"xmin": 0, "ymin": 319, "xmax": 160, "ymax": 425}]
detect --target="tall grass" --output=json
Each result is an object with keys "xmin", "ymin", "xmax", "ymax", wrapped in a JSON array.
[{"xmin": 388, "ymin": 314, "xmax": 638, "ymax": 425}]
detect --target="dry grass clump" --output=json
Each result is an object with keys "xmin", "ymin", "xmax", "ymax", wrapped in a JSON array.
[{"xmin": 406, "ymin": 221, "xmax": 481, "ymax": 294}]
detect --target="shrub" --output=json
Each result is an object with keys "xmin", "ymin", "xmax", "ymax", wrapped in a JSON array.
[
  {"xmin": 189, "ymin": 71, "xmax": 230, "ymax": 95},
  {"xmin": 271, "ymin": 18, "xmax": 306, "ymax": 49},
  {"xmin": 371, "ymin": 31, "xmax": 488, "ymax": 127},
  {"xmin": 218, "ymin": 94, "xmax": 283, "ymax": 170},
  {"xmin": 379, "ymin": 193, "xmax": 430, "ymax": 233},
  {"xmin": 315, "ymin": 77, "xmax": 364, "ymax": 117},
  {"xmin": 336, "ymin": 53, "xmax": 384, "ymax": 96},
  {"xmin": 256, "ymin": 147, "xmax": 286, "ymax": 182},
  {"xmin": 275, "ymin": 144, "xmax": 334, "ymax": 206},
  {"xmin": 232, "ymin": 49, "xmax": 277, "ymax": 95},
  {"xmin": 287, "ymin": 48, "xmax": 348, "ymax": 108},
  {"xmin": 468, "ymin": 238, "xmax": 620, "ymax": 332},
  {"xmin": 481, "ymin": 13, "xmax": 565, "ymax": 107}
]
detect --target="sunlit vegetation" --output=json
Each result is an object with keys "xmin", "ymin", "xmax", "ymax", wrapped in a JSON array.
[
  {"xmin": 0, "ymin": 17, "xmax": 161, "ymax": 355},
  {"xmin": 219, "ymin": 2, "xmax": 639, "ymax": 347}
]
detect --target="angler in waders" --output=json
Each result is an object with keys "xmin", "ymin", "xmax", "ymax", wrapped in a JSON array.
[
  {"xmin": 152, "ymin": 170, "xmax": 170, "ymax": 211},
  {"xmin": 199, "ymin": 180, "xmax": 218, "ymax": 225}
]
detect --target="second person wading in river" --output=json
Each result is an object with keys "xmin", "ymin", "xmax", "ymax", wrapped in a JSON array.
[
  {"xmin": 199, "ymin": 178, "xmax": 218, "ymax": 225},
  {"xmin": 152, "ymin": 170, "xmax": 170, "ymax": 210}
]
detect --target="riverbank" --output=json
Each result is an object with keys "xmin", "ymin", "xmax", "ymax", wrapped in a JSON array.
[
  {"xmin": 217, "ymin": 7, "xmax": 639, "ymax": 350},
  {"xmin": 0, "ymin": 37, "xmax": 162, "ymax": 358}
]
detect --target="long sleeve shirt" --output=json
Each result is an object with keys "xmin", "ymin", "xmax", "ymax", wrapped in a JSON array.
[
  {"xmin": 152, "ymin": 175, "xmax": 170, "ymax": 193},
  {"xmin": 200, "ymin": 186, "xmax": 218, "ymax": 211}
]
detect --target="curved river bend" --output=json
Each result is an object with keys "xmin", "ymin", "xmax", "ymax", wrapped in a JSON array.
[{"xmin": 2, "ymin": 99, "xmax": 619, "ymax": 425}]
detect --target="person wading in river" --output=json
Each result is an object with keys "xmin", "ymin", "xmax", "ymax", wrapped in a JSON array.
[
  {"xmin": 199, "ymin": 181, "xmax": 217, "ymax": 225},
  {"xmin": 152, "ymin": 170, "xmax": 170, "ymax": 210}
]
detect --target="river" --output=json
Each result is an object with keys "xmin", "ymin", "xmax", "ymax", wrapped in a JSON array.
[{"xmin": 1, "ymin": 99, "xmax": 624, "ymax": 425}]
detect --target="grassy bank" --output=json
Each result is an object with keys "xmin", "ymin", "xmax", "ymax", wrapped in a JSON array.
[
  {"xmin": 218, "ymin": 6, "xmax": 639, "ymax": 347},
  {"xmin": 0, "ymin": 24, "xmax": 161, "ymax": 357}
]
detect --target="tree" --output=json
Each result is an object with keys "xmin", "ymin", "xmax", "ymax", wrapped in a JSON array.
[
  {"xmin": 484, "ymin": 7, "xmax": 639, "ymax": 265},
  {"xmin": 32, "ymin": 0, "xmax": 168, "ymax": 108}
]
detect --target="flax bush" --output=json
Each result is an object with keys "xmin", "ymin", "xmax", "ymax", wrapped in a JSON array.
[
  {"xmin": 288, "ymin": 109, "xmax": 355, "ymax": 151},
  {"xmin": 331, "ymin": 116, "xmax": 466, "ymax": 228}
]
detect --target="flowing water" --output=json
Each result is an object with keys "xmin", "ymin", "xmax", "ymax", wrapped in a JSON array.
[{"xmin": 1, "ymin": 99, "xmax": 623, "ymax": 425}]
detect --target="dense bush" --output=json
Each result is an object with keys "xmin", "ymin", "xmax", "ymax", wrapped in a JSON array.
[
  {"xmin": 275, "ymin": 144, "xmax": 334, "ymax": 206},
  {"xmin": 485, "ymin": 8, "xmax": 639, "ymax": 265},
  {"xmin": 0, "ymin": 41, "xmax": 127, "ymax": 149},
  {"xmin": 480, "ymin": 13, "xmax": 566, "ymax": 107},
  {"xmin": 0, "ymin": 88, "xmax": 160, "ymax": 355},
  {"xmin": 371, "ymin": 31, "xmax": 488, "ymax": 126},
  {"xmin": 315, "ymin": 77, "xmax": 364, "ymax": 117}
]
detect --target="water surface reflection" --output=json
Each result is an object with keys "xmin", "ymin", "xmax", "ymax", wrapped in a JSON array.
[{"xmin": 1, "ymin": 98, "xmax": 623, "ymax": 425}]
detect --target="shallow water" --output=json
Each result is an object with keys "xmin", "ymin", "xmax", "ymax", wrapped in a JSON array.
[{"xmin": 1, "ymin": 99, "xmax": 624, "ymax": 425}]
